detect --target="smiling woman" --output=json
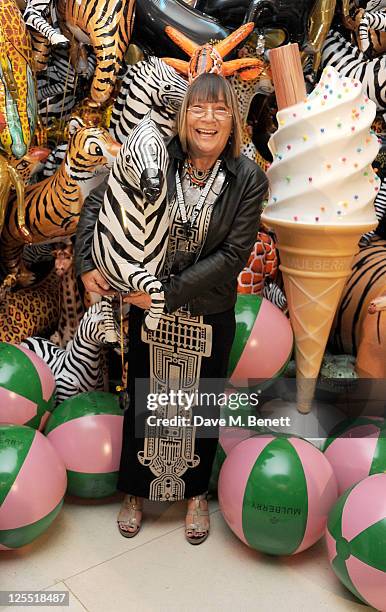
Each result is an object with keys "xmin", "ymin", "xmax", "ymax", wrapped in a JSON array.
[
  {"xmin": 74, "ymin": 73, "xmax": 268, "ymax": 546},
  {"xmin": 178, "ymin": 74, "xmax": 242, "ymax": 169}
]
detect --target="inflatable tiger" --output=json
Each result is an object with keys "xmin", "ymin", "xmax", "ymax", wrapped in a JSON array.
[
  {"xmin": 0, "ymin": 118, "xmax": 120, "ymax": 283},
  {"xmin": 331, "ymin": 237, "xmax": 386, "ymax": 357},
  {"xmin": 56, "ymin": 0, "xmax": 136, "ymax": 103}
]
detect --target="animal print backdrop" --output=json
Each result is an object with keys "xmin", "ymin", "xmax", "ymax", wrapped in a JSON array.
[{"xmin": 1, "ymin": 0, "xmax": 385, "ymax": 381}]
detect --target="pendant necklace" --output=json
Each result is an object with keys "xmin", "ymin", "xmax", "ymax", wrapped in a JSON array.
[
  {"xmin": 175, "ymin": 159, "xmax": 221, "ymax": 244},
  {"xmin": 184, "ymin": 157, "xmax": 211, "ymax": 188}
]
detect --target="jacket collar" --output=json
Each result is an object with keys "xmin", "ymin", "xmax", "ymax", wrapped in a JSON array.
[{"xmin": 167, "ymin": 136, "xmax": 237, "ymax": 176}]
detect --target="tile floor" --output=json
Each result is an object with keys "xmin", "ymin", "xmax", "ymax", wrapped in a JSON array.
[{"xmin": 0, "ymin": 493, "xmax": 370, "ymax": 612}]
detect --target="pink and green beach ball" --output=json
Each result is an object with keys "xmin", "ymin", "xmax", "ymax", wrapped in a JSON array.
[
  {"xmin": 0, "ymin": 342, "xmax": 56, "ymax": 430},
  {"xmin": 209, "ymin": 427, "xmax": 258, "ymax": 493},
  {"xmin": 326, "ymin": 473, "xmax": 386, "ymax": 611},
  {"xmin": 45, "ymin": 392, "xmax": 123, "ymax": 498},
  {"xmin": 227, "ymin": 295, "xmax": 293, "ymax": 389},
  {"xmin": 324, "ymin": 417, "xmax": 386, "ymax": 495},
  {"xmin": 218, "ymin": 433, "xmax": 337, "ymax": 555},
  {"xmin": 0, "ymin": 424, "xmax": 67, "ymax": 550}
]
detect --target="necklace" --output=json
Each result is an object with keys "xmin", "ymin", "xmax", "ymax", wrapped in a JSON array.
[
  {"xmin": 176, "ymin": 159, "xmax": 221, "ymax": 243},
  {"xmin": 183, "ymin": 158, "xmax": 212, "ymax": 188}
]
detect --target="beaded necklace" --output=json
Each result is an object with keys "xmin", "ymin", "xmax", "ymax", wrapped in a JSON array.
[
  {"xmin": 183, "ymin": 157, "xmax": 212, "ymax": 188},
  {"xmin": 176, "ymin": 159, "xmax": 221, "ymax": 240}
]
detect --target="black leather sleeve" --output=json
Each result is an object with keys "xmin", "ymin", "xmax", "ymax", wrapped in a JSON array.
[
  {"xmin": 163, "ymin": 169, "xmax": 268, "ymax": 313},
  {"xmin": 74, "ymin": 178, "xmax": 107, "ymax": 277}
]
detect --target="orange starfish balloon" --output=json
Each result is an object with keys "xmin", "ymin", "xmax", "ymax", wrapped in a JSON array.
[{"xmin": 163, "ymin": 22, "xmax": 266, "ymax": 82}]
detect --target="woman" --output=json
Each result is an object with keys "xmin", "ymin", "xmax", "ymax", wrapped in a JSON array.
[{"xmin": 75, "ymin": 73, "xmax": 268, "ymax": 544}]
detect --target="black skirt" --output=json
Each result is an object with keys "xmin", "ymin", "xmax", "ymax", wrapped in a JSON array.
[{"xmin": 117, "ymin": 305, "xmax": 236, "ymax": 499}]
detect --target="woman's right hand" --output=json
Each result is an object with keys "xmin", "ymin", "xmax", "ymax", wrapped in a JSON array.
[{"xmin": 80, "ymin": 269, "xmax": 116, "ymax": 295}]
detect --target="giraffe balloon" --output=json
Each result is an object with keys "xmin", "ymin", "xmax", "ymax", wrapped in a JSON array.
[
  {"xmin": 0, "ymin": 0, "xmax": 38, "ymax": 243},
  {"xmin": 0, "ymin": 0, "xmax": 37, "ymax": 159}
]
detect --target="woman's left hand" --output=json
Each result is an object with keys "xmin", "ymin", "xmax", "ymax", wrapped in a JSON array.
[{"xmin": 123, "ymin": 291, "xmax": 152, "ymax": 310}]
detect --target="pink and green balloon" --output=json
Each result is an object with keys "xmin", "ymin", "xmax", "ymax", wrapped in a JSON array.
[
  {"xmin": 0, "ymin": 424, "xmax": 67, "ymax": 550},
  {"xmin": 0, "ymin": 342, "xmax": 56, "ymax": 431},
  {"xmin": 324, "ymin": 417, "xmax": 386, "ymax": 495},
  {"xmin": 326, "ymin": 473, "xmax": 386, "ymax": 611},
  {"xmin": 45, "ymin": 392, "xmax": 123, "ymax": 498},
  {"xmin": 228, "ymin": 295, "xmax": 293, "ymax": 389},
  {"xmin": 219, "ymin": 433, "xmax": 337, "ymax": 555}
]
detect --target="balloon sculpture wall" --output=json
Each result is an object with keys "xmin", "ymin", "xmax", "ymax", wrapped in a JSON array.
[{"xmin": 0, "ymin": 2, "xmax": 385, "ymax": 608}]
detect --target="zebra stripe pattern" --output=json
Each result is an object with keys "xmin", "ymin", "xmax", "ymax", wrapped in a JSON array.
[
  {"xmin": 21, "ymin": 299, "xmax": 119, "ymax": 403},
  {"xmin": 42, "ymin": 143, "xmax": 68, "ymax": 177},
  {"xmin": 321, "ymin": 28, "xmax": 386, "ymax": 111},
  {"xmin": 109, "ymin": 56, "xmax": 188, "ymax": 144},
  {"xmin": 363, "ymin": 1, "xmax": 386, "ymax": 12},
  {"xmin": 362, "ymin": 179, "xmax": 386, "ymax": 241},
  {"xmin": 22, "ymin": 243, "xmax": 55, "ymax": 267},
  {"xmin": 37, "ymin": 47, "xmax": 96, "ymax": 126},
  {"xmin": 263, "ymin": 282, "xmax": 288, "ymax": 312},
  {"xmin": 24, "ymin": 0, "xmax": 69, "ymax": 45},
  {"xmin": 358, "ymin": 9, "xmax": 386, "ymax": 52},
  {"xmin": 93, "ymin": 114, "xmax": 169, "ymax": 331}
]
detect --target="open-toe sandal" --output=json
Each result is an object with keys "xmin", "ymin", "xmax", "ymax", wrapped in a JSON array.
[
  {"xmin": 185, "ymin": 493, "xmax": 209, "ymax": 545},
  {"xmin": 117, "ymin": 495, "xmax": 143, "ymax": 538}
]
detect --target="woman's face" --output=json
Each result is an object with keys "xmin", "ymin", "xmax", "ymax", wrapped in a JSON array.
[{"xmin": 185, "ymin": 97, "xmax": 233, "ymax": 163}]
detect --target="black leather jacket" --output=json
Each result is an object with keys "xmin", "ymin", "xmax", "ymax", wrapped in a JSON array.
[{"xmin": 74, "ymin": 137, "xmax": 268, "ymax": 315}]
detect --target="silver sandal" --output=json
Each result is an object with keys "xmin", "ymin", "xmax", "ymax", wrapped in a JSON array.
[
  {"xmin": 185, "ymin": 493, "xmax": 209, "ymax": 545},
  {"xmin": 117, "ymin": 495, "xmax": 143, "ymax": 538}
]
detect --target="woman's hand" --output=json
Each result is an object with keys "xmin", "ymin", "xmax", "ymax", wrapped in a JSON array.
[
  {"xmin": 123, "ymin": 291, "xmax": 152, "ymax": 310},
  {"xmin": 81, "ymin": 269, "xmax": 116, "ymax": 295}
]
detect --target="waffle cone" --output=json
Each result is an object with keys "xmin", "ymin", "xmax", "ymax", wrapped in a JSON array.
[{"xmin": 262, "ymin": 217, "xmax": 377, "ymax": 413}]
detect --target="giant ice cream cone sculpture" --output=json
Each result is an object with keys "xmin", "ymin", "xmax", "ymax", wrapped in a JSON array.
[{"xmin": 262, "ymin": 44, "xmax": 379, "ymax": 413}]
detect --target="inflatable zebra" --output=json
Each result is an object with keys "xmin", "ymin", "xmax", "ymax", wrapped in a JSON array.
[
  {"xmin": 358, "ymin": 8, "xmax": 386, "ymax": 52},
  {"xmin": 24, "ymin": 0, "xmax": 69, "ymax": 46},
  {"xmin": 362, "ymin": 179, "xmax": 386, "ymax": 242},
  {"xmin": 42, "ymin": 143, "xmax": 68, "ymax": 177},
  {"xmin": 321, "ymin": 28, "xmax": 386, "ymax": 112},
  {"xmin": 21, "ymin": 299, "xmax": 119, "ymax": 403},
  {"xmin": 37, "ymin": 47, "xmax": 96, "ymax": 126},
  {"xmin": 109, "ymin": 57, "xmax": 188, "ymax": 144},
  {"xmin": 93, "ymin": 114, "xmax": 169, "ymax": 331},
  {"xmin": 263, "ymin": 282, "xmax": 287, "ymax": 312}
]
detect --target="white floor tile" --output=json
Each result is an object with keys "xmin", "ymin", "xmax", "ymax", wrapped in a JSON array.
[
  {"xmin": 0, "ymin": 582, "xmax": 87, "ymax": 612},
  {"xmin": 0, "ymin": 495, "xmax": 191, "ymax": 592},
  {"xmin": 1, "ymin": 498, "xmax": 370, "ymax": 612},
  {"xmin": 63, "ymin": 512, "xmax": 366, "ymax": 612}
]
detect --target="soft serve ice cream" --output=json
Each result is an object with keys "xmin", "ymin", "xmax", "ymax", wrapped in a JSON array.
[{"xmin": 263, "ymin": 66, "xmax": 380, "ymax": 227}]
